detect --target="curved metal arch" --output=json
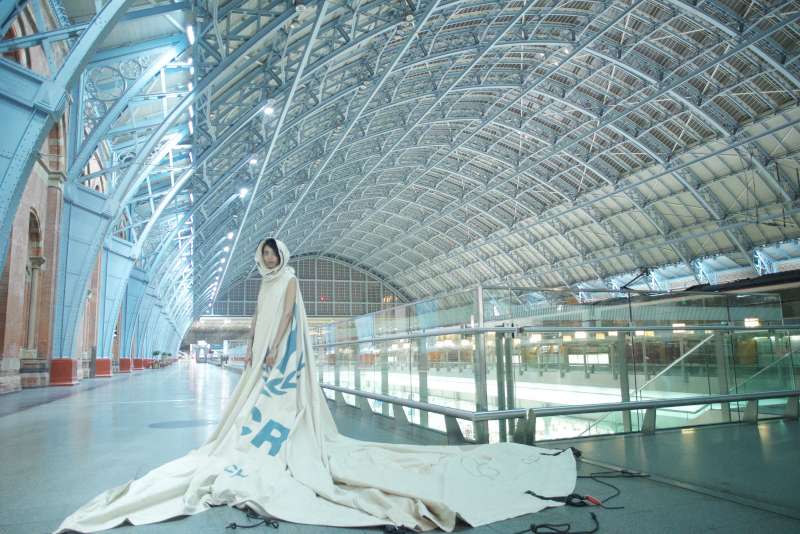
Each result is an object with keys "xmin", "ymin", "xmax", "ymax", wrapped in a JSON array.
[
  {"xmin": 67, "ymin": 40, "xmax": 188, "ymax": 184},
  {"xmin": 186, "ymin": 70, "xmax": 602, "ymax": 218},
  {"xmin": 372, "ymin": 10, "xmax": 800, "ymax": 278},
  {"xmin": 536, "ymin": 200, "xmax": 800, "ymax": 290},
  {"xmin": 111, "ymin": 0, "xmax": 800, "ymax": 312},
  {"xmin": 0, "ymin": 0, "xmax": 138, "ymax": 274},
  {"xmin": 396, "ymin": 112, "xmax": 800, "ymax": 294},
  {"xmin": 259, "ymin": 158, "xmax": 519, "ymax": 257},
  {"xmin": 273, "ymin": 0, "xmax": 563, "ymax": 244},
  {"xmin": 299, "ymin": 1, "xmax": 654, "ymax": 260},
  {"xmin": 130, "ymin": 6, "xmax": 462, "ymax": 267}
]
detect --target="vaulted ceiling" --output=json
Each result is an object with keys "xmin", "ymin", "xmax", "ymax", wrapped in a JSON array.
[{"xmin": 38, "ymin": 0, "xmax": 800, "ymax": 316}]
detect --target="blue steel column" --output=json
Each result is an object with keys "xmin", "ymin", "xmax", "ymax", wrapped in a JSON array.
[
  {"xmin": 139, "ymin": 291, "xmax": 161, "ymax": 361},
  {"xmin": 0, "ymin": 0, "xmax": 136, "ymax": 274},
  {"xmin": 144, "ymin": 302, "xmax": 164, "ymax": 359},
  {"xmin": 121, "ymin": 267, "xmax": 147, "ymax": 359},
  {"xmin": 134, "ymin": 289, "xmax": 156, "ymax": 363},
  {"xmin": 95, "ymin": 237, "xmax": 134, "ymax": 365},
  {"xmin": 51, "ymin": 183, "xmax": 111, "ymax": 360},
  {"xmin": 135, "ymin": 289, "xmax": 156, "ymax": 359}
]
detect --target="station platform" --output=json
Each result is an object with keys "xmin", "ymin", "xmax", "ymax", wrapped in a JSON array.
[{"xmin": 0, "ymin": 361, "xmax": 798, "ymax": 534}]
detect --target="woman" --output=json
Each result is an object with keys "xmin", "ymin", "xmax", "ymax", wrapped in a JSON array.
[
  {"xmin": 244, "ymin": 238, "xmax": 296, "ymax": 370},
  {"xmin": 56, "ymin": 239, "xmax": 576, "ymax": 533}
]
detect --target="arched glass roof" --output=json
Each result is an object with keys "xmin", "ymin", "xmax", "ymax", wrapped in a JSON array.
[{"xmin": 6, "ymin": 0, "xmax": 800, "ymax": 324}]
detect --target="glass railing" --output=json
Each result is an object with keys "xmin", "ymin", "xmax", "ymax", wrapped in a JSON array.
[{"xmin": 314, "ymin": 287, "xmax": 798, "ymax": 443}]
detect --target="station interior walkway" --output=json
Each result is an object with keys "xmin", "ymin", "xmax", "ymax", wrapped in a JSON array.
[{"xmin": 1, "ymin": 361, "xmax": 798, "ymax": 534}]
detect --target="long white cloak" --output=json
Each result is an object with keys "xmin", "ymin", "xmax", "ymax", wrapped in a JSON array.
[{"xmin": 56, "ymin": 240, "xmax": 575, "ymax": 533}]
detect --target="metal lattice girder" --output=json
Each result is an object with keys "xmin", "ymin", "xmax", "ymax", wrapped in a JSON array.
[
  {"xmin": 306, "ymin": 0, "xmax": 645, "ymax": 257},
  {"xmin": 397, "ymin": 112, "xmax": 800, "ymax": 295},
  {"xmin": 0, "ymin": 0, "xmax": 137, "ymax": 276},
  {"xmin": 360, "ymin": 9, "xmax": 796, "ymax": 272},
  {"xmin": 15, "ymin": 0, "xmax": 799, "ymax": 318},
  {"xmin": 68, "ymin": 41, "xmax": 189, "ymax": 184},
  {"xmin": 354, "ymin": 4, "xmax": 800, "ymax": 296}
]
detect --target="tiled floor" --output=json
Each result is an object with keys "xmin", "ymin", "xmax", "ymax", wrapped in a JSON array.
[{"xmin": 0, "ymin": 361, "xmax": 797, "ymax": 534}]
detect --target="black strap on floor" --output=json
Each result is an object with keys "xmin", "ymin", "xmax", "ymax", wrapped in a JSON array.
[
  {"xmin": 539, "ymin": 447, "xmax": 582, "ymax": 459},
  {"xmin": 225, "ymin": 509, "xmax": 279, "ymax": 530},
  {"xmin": 513, "ymin": 512, "xmax": 599, "ymax": 534},
  {"xmin": 577, "ymin": 469, "xmax": 650, "ymax": 510}
]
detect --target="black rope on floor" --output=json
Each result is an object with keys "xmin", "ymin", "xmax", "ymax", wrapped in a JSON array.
[
  {"xmin": 539, "ymin": 447, "xmax": 582, "ymax": 459},
  {"xmin": 513, "ymin": 512, "xmax": 599, "ymax": 534},
  {"xmin": 225, "ymin": 509, "xmax": 280, "ymax": 530},
  {"xmin": 576, "ymin": 469, "xmax": 650, "ymax": 510}
]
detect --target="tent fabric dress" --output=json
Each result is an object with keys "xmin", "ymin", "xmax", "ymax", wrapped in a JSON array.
[{"xmin": 56, "ymin": 239, "xmax": 576, "ymax": 533}]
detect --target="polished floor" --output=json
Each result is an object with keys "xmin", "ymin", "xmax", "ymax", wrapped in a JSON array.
[{"xmin": 0, "ymin": 360, "xmax": 797, "ymax": 534}]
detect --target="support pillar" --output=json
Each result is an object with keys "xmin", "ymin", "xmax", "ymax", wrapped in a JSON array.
[
  {"xmin": 715, "ymin": 331, "xmax": 732, "ymax": 422},
  {"xmin": 617, "ymin": 333, "xmax": 632, "ymax": 432},
  {"xmin": 0, "ymin": 0, "xmax": 138, "ymax": 276},
  {"xmin": 473, "ymin": 286, "xmax": 489, "ymax": 443},
  {"xmin": 50, "ymin": 183, "xmax": 109, "ymax": 386},
  {"xmin": 20, "ymin": 256, "xmax": 48, "ymax": 388},
  {"xmin": 417, "ymin": 337, "xmax": 429, "ymax": 427},
  {"xmin": 121, "ymin": 267, "xmax": 147, "ymax": 372},
  {"xmin": 26, "ymin": 256, "xmax": 45, "ymax": 350},
  {"xmin": 94, "ymin": 237, "xmax": 135, "ymax": 378}
]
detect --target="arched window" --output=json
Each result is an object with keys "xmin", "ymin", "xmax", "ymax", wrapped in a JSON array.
[
  {"xmin": 211, "ymin": 256, "xmax": 407, "ymax": 318},
  {"xmin": 24, "ymin": 211, "xmax": 44, "ymax": 350}
]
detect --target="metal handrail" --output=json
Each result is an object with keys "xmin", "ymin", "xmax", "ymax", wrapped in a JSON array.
[
  {"xmin": 313, "ymin": 323, "xmax": 793, "ymax": 350},
  {"xmin": 314, "ymin": 325, "xmax": 516, "ymax": 348},
  {"xmin": 321, "ymin": 383, "xmax": 800, "ymax": 445},
  {"xmin": 529, "ymin": 389, "xmax": 800, "ymax": 417},
  {"xmin": 321, "ymin": 383, "xmax": 527, "ymax": 422}
]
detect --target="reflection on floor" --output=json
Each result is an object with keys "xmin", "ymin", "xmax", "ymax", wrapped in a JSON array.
[{"xmin": 0, "ymin": 361, "xmax": 797, "ymax": 534}]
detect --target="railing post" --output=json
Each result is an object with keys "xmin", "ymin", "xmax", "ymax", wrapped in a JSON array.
[
  {"xmin": 642, "ymin": 337, "xmax": 649, "ymax": 380},
  {"xmin": 380, "ymin": 342, "xmax": 390, "ymax": 416},
  {"xmin": 334, "ymin": 349, "xmax": 341, "ymax": 387},
  {"xmin": 445, "ymin": 416, "xmax": 468, "ymax": 444},
  {"xmin": 392, "ymin": 403, "xmax": 410, "ymax": 429},
  {"xmin": 504, "ymin": 331, "xmax": 516, "ymax": 435},
  {"xmin": 743, "ymin": 399, "xmax": 758, "ymax": 423},
  {"xmin": 512, "ymin": 415, "xmax": 532, "ymax": 445},
  {"xmin": 473, "ymin": 286, "xmax": 490, "ymax": 443},
  {"xmin": 354, "ymin": 352, "xmax": 361, "ymax": 391},
  {"xmin": 356, "ymin": 396, "xmax": 373, "ymax": 418},
  {"xmin": 617, "ymin": 332, "xmax": 632, "ymax": 432},
  {"xmin": 495, "ymin": 331, "xmax": 507, "ymax": 442},
  {"xmin": 417, "ymin": 337, "xmax": 429, "ymax": 428},
  {"xmin": 715, "ymin": 331, "xmax": 732, "ymax": 422},
  {"xmin": 784, "ymin": 396, "xmax": 798, "ymax": 419},
  {"xmin": 529, "ymin": 408, "xmax": 537, "ymax": 444},
  {"xmin": 641, "ymin": 407, "xmax": 656, "ymax": 434}
]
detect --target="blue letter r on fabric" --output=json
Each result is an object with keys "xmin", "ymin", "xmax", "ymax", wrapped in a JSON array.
[{"xmin": 250, "ymin": 419, "xmax": 290, "ymax": 456}]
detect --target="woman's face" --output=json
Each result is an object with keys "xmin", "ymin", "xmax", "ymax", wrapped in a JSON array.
[{"xmin": 262, "ymin": 244, "xmax": 280, "ymax": 268}]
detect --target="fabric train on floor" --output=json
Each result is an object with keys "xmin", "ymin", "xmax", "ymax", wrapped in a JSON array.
[{"xmin": 56, "ymin": 239, "xmax": 576, "ymax": 533}]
